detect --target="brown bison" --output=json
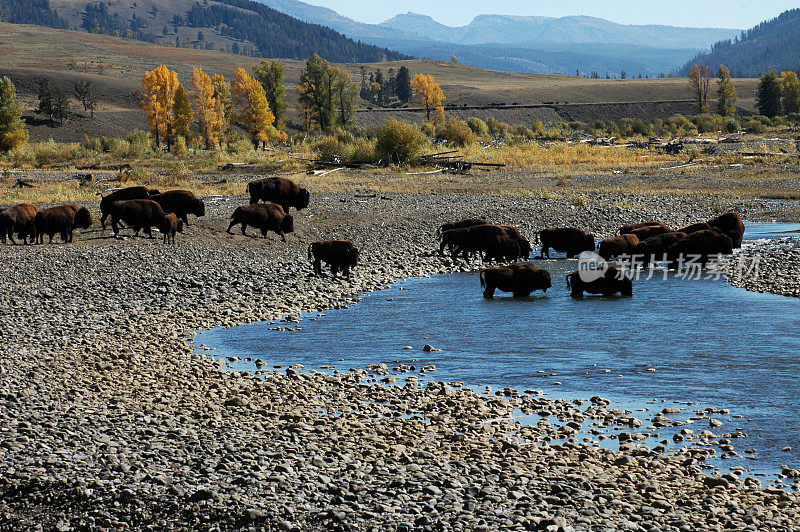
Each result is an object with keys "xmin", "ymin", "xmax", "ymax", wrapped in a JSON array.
[
  {"xmin": 0, "ymin": 203, "xmax": 37, "ymax": 244},
  {"xmin": 598, "ymin": 234, "xmax": 640, "ymax": 260},
  {"xmin": 308, "ymin": 240, "xmax": 359, "ymax": 279},
  {"xmin": 619, "ymin": 221, "xmax": 668, "ymax": 235},
  {"xmin": 34, "ymin": 205, "xmax": 93, "ymax": 243},
  {"xmin": 498, "ymin": 225, "xmax": 532, "ymax": 260},
  {"xmin": 110, "ymin": 199, "xmax": 168, "ymax": 238},
  {"xmin": 149, "ymin": 190, "xmax": 205, "ymax": 225},
  {"xmin": 538, "ymin": 228, "xmax": 595, "ymax": 259},
  {"xmin": 159, "ymin": 213, "xmax": 183, "ymax": 244},
  {"xmin": 481, "ymin": 263, "xmax": 552, "ymax": 300},
  {"xmin": 631, "ymin": 231, "xmax": 687, "ymax": 265},
  {"xmin": 443, "ymin": 224, "xmax": 521, "ymax": 263},
  {"xmin": 664, "ymin": 229, "xmax": 733, "ymax": 268},
  {"xmin": 677, "ymin": 222, "xmax": 712, "ymax": 234},
  {"xmin": 99, "ymin": 186, "xmax": 159, "ymax": 229},
  {"xmin": 627, "ymin": 224, "xmax": 672, "ymax": 240},
  {"xmin": 247, "ymin": 177, "xmax": 310, "ymax": 212},
  {"xmin": 437, "ymin": 218, "xmax": 487, "ymax": 239},
  {"xmin": 227, "ymin": 203, "xmax": 294, "ymax": 241},
  {"xmin": 566, "ymin": 266, "xmax": 633, "ymax": 299},
  {"xmin": 707, "ymin": 212, "xmax": 745, "ymax": 248}
]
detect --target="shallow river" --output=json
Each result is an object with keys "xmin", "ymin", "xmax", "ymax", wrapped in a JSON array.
[{"xmin": 196, "ymin": 223, "xmax": 800, "ymax": 479}]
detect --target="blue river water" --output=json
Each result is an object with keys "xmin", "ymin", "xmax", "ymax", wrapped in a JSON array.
[{"xmin": 196, "ymin": 223, "xmax": 800, "ymax": 480}]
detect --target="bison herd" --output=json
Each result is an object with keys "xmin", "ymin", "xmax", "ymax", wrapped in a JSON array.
[
  {"xmin": 1, "ymin": 177, "xmax": 363, "ymax": 281},
  {"xmin": 3, "ymin": 176, "xmax": 746, "ymax": 293},
  {"xmin": 437, "ymin": 211, "xmax": 745, "ymax": 300}
]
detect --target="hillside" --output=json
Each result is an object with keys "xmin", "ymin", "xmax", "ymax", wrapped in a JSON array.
[
  {"xmin": 0, "ymin": 23, "xmax": 759, "ymax": 142},
  {"xmin": 2, "ymin": 0, "xmax": 408, "ymax": 62},
  {"xmin": 261, "ymin": 0, "xmax": 739, "ymax": 75},
  {"xmin": 681, "ymin": 9, "xmax": 800, "ymax": 77}
]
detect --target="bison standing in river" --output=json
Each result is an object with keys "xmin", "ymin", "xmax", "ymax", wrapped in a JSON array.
[
  {"xmin": 34, "ymin": 205, "xmax": 92, "ymax": 243},
  {"xmin": 598, "ymin": 234, "xmax": 639, "ymax": 260},
  {"xmin": 481, "ymin": 263, "xmax": 551, "ymax": 300},
  {"xmin": 227, "ymin": 203, "xmax": 294, "ymax": 241},
  {"xmin": 538, "ymin": 227, "xmax": 595, "ymax": 258},
  {"xmin": 626, "ymin": 224, "xmax": 672, "ymax": 241},
  {"xmin": 631, "ymin": 231, "xmax": 687, "ymax": 265},
  {"xmin": 707, "ymin": 212, "xmax": 745, "ymax": 248},
  {"xmin": 110, "ymin": 199, "xmax": 168, "ymax": 238},
  {"xmin": 308, "ymin": 240, "xmax": 359, "ymax": 279},
  {"xmin": 0, "ymin": 203, "xmax": 37, "ymax": 244},
  {"xmin": 443, "ymin": 224, "xmax": 521, "ymax": 263},
  {"xmin": 664, "ymin": 229, "xmax": 733, "ymax": 268},
  {"xmin": 149, "ymin": 190, "xmax": 205, "ymax": 225},
  {"xmin": 567, "ymin": 266, "xmax": 633, "ymax": 299},
  {"xmin": 99, "ymin": 186, "xmax": 159, "ymax": 229},
  {"xmin": 247, "ymin": 177, "xmax": 310, "ymax": 212}
]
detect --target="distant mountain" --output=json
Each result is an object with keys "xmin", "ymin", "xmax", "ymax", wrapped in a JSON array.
[
  {"xmin": 260, "ymin": 0, "xmax": 740, "ymax": 74},
  {"xmin": 5, "ymin": 0, "xmax": 409, "ymax": 63},
  {"xmin": 681, "ymin": 9, "xmax": 800, "ymax": 77}
]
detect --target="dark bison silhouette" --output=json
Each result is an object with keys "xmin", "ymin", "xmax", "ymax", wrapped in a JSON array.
[
  {"xmin": 631, "ymin": 231, "xmax": 687, "ymax": 265},
  {"xmin": 99, "ymin": 186, "xmax": 159, "ymax": 229},
  {"xmin": 619, "ymin": 221, "xmax": 668, "ymax": 235},
  {"xmin": 626, "ymin": 224, "xmax": 672, "ymax": 240},
  {"xmin": 664, "ymin": 229, "xmax": 733, "ymax": 268},
  {"xmin": 34, "ymin": 205, "xmax": 92, "ymax": 243},
  {"xmin": 148, "ymin": 190, "xmax": 205, "ymax": 225},
  {"xmin": 0, "ymin": 202, "xmax": 38, "ymax": 244},
  {"xmin": 677, "ymin": 222, "xmax": 712, "ymax": 234},
  {"xmin": 707, "ymin": 212, "xmax": 745, "ymax": 248},
  {"xmin": 227, "ymin": 203, "xmax": 294, "ymax": 241},
  {"xmin": 109, "ymin": 199, "xmax": 169, "ymax": 238},
  {"xmin": 566, "ymin": 266, "xmax": 633, "ymax": 299},
  {"xmin": 598, "ymin": 234, "xmax": 639, "ymax": 260},
  {"xmin": 308, "ymin": 240, "xmax": 359, "ymax": 279},
  {"xmin": 436, "ymin": 218, "xmax": 487, "ymax": 239},
  {"xmin": 538, "ymin": 227, "xmax": 595, "ymax": 258},
  {"xmin": 247, "ymin": 177, "xmax": 310, "ymax": 212},
  {"xmin": 480, "ymin": 263, "xmax": 551, "ymax": 300},
  {"xmin": 441, "ymin": 224, "xmax": 521, "ymax": 263}
]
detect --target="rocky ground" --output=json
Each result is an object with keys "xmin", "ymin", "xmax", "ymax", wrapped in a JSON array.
[{"xmin": 2, "ymin": 189, "xmax": 800, "ymax": 531}]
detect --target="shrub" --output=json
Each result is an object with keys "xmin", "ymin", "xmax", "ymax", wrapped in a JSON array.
[
  {"xmin": 436, "ymin": 117, "xmax": 475, "ymax": 147},
  {"xmin": 486, "ymin": 116, "xmax": 510, "ymax": 139},
  {"xmin": 466, "ymin": 117, "xmax": 488, "ymax": 136},
  {"xmin": 723, "ymin": 117, "xmax": 739, "ymax": 133},
  {"xmin": 173, "ymin": 136, "xmax": 188, "ymax": 156},
  {"xmin": 375, "ymin": 118, "xmax": 426, "ymax": 164},
  {"xmin": 347, "ymin": 137, "xmax": 377, "ymax": 162},
  {"xmin": 126, "ymin": 130, "xmax": 150, "ymax": 154}
]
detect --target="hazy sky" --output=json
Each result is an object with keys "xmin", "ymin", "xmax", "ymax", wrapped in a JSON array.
[{"xmin": 303, "ymin": 0, "xmax": 796, "ymax": 29}]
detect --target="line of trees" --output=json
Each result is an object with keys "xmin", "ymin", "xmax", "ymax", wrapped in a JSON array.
[
  {"xmin": 0, "ymin": 77, "xmax": 29, "ymax": 152},
  {"xmin": 358, "ymin": 66, "xmax": 412, "ymax": 106},
  {"xmin": 36, "ymin": 80, "xmax": 97, "ymax": 125},
  {"xmin": 756, "ymin": 70, "xmax": 800, "ymax": 118}
]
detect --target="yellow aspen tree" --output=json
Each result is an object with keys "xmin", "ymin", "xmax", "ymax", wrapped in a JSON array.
[
  {"xmin": 411, "ymin": 73, "xmax": 445, "ymax": 124},
  {"xmin": 192, "ymin": 68, "xmax": 221, "ymax": 149},
  {"xmin": 140, "ymin": 65, "xmax": 180, "ymax": 150},
  {"xmin": 232, "ymin": 67, "xmax": 280, "ymax": 149},
  {"xmin": 212, "ymin": 74, "xmax": 232, "ymax": 147},
  {"xmin": 687, "ymin": 64, "xmax": 711, "ymax": 114}
]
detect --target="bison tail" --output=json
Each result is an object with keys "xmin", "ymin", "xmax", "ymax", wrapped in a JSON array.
[
  {"xmin": 565, "ymin": 273, "xmax": 571, "ymax": 289},
  {"xmin": 479, "ymin": 270, "xmax": 486, "ymax": 288}
]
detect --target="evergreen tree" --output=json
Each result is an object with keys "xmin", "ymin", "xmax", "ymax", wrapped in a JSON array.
[
  {"xmin": 756, "ymin": 70, "xmax": 782, "ymax": 117},
  {"xmin": 37, "ymin": 80, "xmax": 55, "ymax": 123},
  {"xmin": 395, "ymin": 66, "xmax": 412, "ymax": 103},
  {"xmin": 716, "ymin": 65, "xmax": 737, "ymax": 117},
  {"xmin": 0, "ymin": 77, "xmax": 28, "ymax": 152},
  {"xmin": 52, "ymin": 88, "xmax": 71, "ymax": 125},
  {"xmin": 74, "ymin": 80, "xmax": 97, "ymax": 119},
  {"xmin": 173, "ymin": 84, "xmax": 194, "ymax": 143}
]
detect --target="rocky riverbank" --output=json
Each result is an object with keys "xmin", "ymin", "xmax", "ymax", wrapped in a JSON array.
[{"xmin": 2, "ymin": 190, "xmax": 799, "ymax": 530}]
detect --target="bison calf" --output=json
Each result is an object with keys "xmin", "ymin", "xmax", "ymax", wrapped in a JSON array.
[
  {"xmin": 34, "ymin": 205, "xmax": 92, "ymax": 244},
  {"xmin": 308, "ymin": 240, "xmax": 359, "ymax": 279},
  {"xmin": 159, "ymin": 213, "xmax": 183, "ymax": 244},
  {"xmin": 481, "ymin": 263, "xmax": 552, "ymax": 300},
  {"xmin": 227, "ymin": 203, "xmax": 294, "ymax": 241},
  {"xmin": 1, "ymin": 203, "xmax": 38, "ymax": 244}
]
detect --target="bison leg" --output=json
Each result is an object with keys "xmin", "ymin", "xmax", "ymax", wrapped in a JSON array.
[
  {"xmin": 278, "ymin": 231, "xmax": 286, "ymax": 243},
  {"xmin": 100, "ymin": 213, "xmax": 108, "ymax": 230},
  {"xmin": 343, "ymin": 265, "xmax": 351, "ymax": 279},
  {"xmin": 439, "ymin": 240, "xmax": 447, "ymax": 256},
  {"xmin": 331, "ymin": 265, "xmax": 339, "ymax": 278},
  {"xmin": 225, "ymin": 221, "xmax": 237, "ymax": 234},
  {"xmin": 240, "ymin": 224, "xmax": 248, "ymax": 236},
  {"xmin": 181, "ymin": 213, "xmax": 189, "ymax": 226},
  {"xmin": 249, "ymin": 194, "xmax": 259, "ymax": 205},
  {"xmin": 61, "ymin": 231, "xmax": 69, "ymax": 243},
  {"xmin": 483, "ymin": 284, "xmax": 495, "ymax": 300},
  {"xmin": 313, "ymin": 259, "xmax": 324, "ymax": 277}
]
